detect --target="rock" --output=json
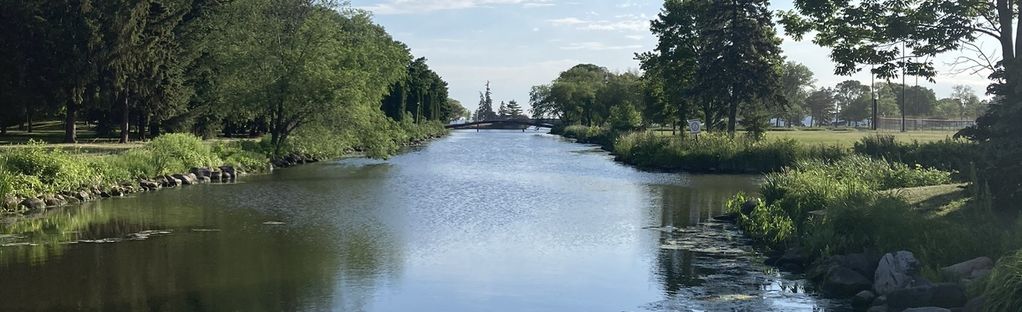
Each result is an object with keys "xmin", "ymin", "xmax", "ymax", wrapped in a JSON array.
[
  {"xmin": 774, "ymin": 247, "xmax": 810, "ymax": 270},
  {"xmin": 109, "ymin": 187, "xmax": 123, "ymax": 197},
  {"xmin": 172, "ymin": 173, "xmax": 195, "ymax": 185},
  {"xmin": 852, "ymin": 290, "xmax": 877, "ymax": 310},
  {"xmin": 186, "ymin": 173, "xmax": 198, "ymax": 183},
  {"xmin": 219, "ymin": 166, "xmax": 236, "ymax": 181},
  {"xmin": 874, "ymin": 251, "xmax": 922, "ymax": 295},
  {"xmin": 902, "ymin": 308, "xmax": 951, "ymax": 312},
  {"xmin": 831, "ymin": 252, "xmax": 880, "ymax": 278},
  {"xmin": 866, "ymin": 305, "xmax": 889, "ymax": 312},
  {"xmin": 19, "ymin": 198, "xmax": 45, "ymax": 211},
  {"xmin": 740, "ymin": 199, "xmax": 758, "ymax": 215},
  {"xmin": 210, "ymin": 171, "xmax": 222, "ymax": 182},
  {"xmin": 941, "ymin": 257, "xmax": 993, "ymax": 283},
  {"xmin": 163, "ymin": 175, "xmax": 181, "ymax": 187},
  {"xmin": 887, "ymin": 283, "xmax": 966, "ymax": 310},
  {"xmin": 781, "ymin": 262, "xmax": 804, "ymax": 273},
  {"xmin": 222, "ymin": 171, "xmax": 233, "ymax": 182},
  {"xmin": 3, "ymin": 196, "xmax": 21, "ymax": 211},
  {"xmin": 198, "ymin": 176, "xmax": 211, "ymax": 183},
  {"xmin": 42, "ymin": 195, "xmax": 64, "ymax": 207},
  {"xmin": 75, "ymin": 190, "xmax": 92, "ymax": 201},
  {"xmin": 820, "ymin": 266, "xmax": 873, "ymax": 298},
  {"xmin": 139, "ymin": 180, "xmax": 160, "ymax": 191},
  {"xmin": 963, "ymin": 296, "xmax": 985, "ymax": 312},
  {"xmin": 190, "ymin": 167, "xmax": 212, "ymax": 178}
]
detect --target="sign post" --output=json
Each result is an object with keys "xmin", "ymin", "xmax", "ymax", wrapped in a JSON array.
[{"xmin": 688, "ymin": 120, "xmax": 701, "ymax": 140}]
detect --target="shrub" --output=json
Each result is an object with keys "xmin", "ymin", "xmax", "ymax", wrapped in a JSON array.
[
  {"xmin": 983, "ymin": 250, "xmax": 1022, "ymax": 311},
  {"xmin": 734, "ymin": 155, "xmax": 954, "ymax": 252},
  {"xmin": 1, "ymin": 142, "xmax": 103, "ymax": 196},
  {"xmin": 854, "ymin": 135, "xmax": 978, "ymax": 178}
]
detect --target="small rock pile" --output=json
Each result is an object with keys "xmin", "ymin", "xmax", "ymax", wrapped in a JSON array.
[
  {"xmin": 771, "ymin": 248, "xmax": 993, "ymax": 312},
  {"xmin": 1, "ymin": 165, "xmax": 240, "ymax": 214},
  {"xmin": 271, "ymin": 154, "xmax": 319, "ymax": 168}
]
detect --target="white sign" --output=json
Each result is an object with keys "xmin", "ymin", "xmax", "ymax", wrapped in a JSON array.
[{"xmin": 688, "ymin": 120, "xmax": 702, "ymax": 134}]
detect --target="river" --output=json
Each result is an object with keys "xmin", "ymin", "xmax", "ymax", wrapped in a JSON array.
[{"xmin": 0, "ymin": 130, "xmax": 845, "ymax": 311}]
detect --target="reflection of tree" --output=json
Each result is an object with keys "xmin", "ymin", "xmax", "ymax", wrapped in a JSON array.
[
  {"xmin": 0, "ymin": 163, "xmax": 404, "ymax": 311},
  {"xmin": 646, "ymin": 175, "xmax": 761, "ymax": 298}
]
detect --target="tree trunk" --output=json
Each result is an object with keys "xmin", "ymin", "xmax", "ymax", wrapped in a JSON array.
[
  {"xmin": 26, "ymin": 108, "xmax": 33, "ymax": 133},
  {"xmin": 726, "ymin": 91, "xmax": 738, "ymax": 135},
  {"xmin": 137, "ymin": 113, "xmax": 148, "ymax": 141},
  {"xmin": 64, "ymin": 101, "xmax": 78, "ymax": 143},
  {"xmin": 120, "ymin": 93, "xmax": 130, "ymax": 143}
]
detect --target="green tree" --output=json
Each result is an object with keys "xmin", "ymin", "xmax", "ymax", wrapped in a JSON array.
[
  {"xmin": 806, "ymin": 88, "xmax": 836, "ymax": 127},
  {"xmin": 475, "ymin": 82, "xmax": 497, "ymax": 121},
  {"xmin": 695, "ymin": 0, "xmax": 783, "ymax": 134},
  {"xmin": 774, "ymin": 61, "xmax": 816, "ymax": 127},
  {"xmin": 505, "ymin": 100, "xmax": 525, "ymax": 119}
]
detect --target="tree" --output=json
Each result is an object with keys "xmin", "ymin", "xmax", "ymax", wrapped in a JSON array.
[
  {"xmin": 638, "ymin": 0, "xmax": 702, "ymax": 130},
  {"xmin": 529, "ymin": 85, "xmax": 555, "ymax": 119},
  {"xmin": 505, "ymin": 100, "xmax": 525, "ymax": 119},
  {"xmin": 774, "ymin": 61, "xmax": 816, "ymax": 127},
  {"xmin": 950, "ymin": 85, "xmax": 984, "ymax": 119},
  {"xmin": 474, "ymin": 82, "xmax": 497, "ymax": 121},
  {"xmin": 806, "ymin": 88, "xmax": 836, "ymax": 127},
  {"xmin": 548, "ymin": 64, "xmax": 611, "ymax": 126},
  {"xmin": 833, "ymin": 81, "xmax": 872, "ymax": 124},
  {"xmin": 695, "ymin": 0, "xmax": 784, "ymax": 134}
]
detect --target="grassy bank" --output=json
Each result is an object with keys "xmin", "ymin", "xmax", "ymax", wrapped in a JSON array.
[{"xmin": 0, "ymin": 121, "xmax": 448, "ymax": 210}]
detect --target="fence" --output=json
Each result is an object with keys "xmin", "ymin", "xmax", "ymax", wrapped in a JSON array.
[{"xmin": 876, "ymin": 117, "xmax": 976, "ymax": 131}]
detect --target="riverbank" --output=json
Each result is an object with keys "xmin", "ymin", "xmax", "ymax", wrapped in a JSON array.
[
  {"xmin": 0, "ymin": 124, "xmax": 448, "ymax": 216},
  {"xmin": 554, "ymin": 125, "xmax": 1020, "ymax": 311}
]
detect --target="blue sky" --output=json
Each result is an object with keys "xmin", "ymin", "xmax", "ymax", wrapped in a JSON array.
[{"xmin": 352, "ymin": 0, "xmax": 993, "ymax": 112}]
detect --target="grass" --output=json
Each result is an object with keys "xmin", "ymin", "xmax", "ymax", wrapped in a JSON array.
[{"xmin": 765, "ymin": 129, "xmax": 957, "ymax": 148}]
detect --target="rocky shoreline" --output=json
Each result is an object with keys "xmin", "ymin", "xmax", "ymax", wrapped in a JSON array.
[
  {"xmin": 762, "ymin": 247, "xmax": 990, "ymax": 312},
  {"xmin": 0, "ymin": 152, "xmax": 325, "ymax": 216}
]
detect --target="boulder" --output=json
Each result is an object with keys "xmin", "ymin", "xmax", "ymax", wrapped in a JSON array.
[
  {"xmin": 139, "ymin": 180, "xmax": 160, "ymax": 191},
  {"xmin": 186, "ymin": 173, "xmax": 198, "ymax": 183},
  {"xmin": 866, "ymin": 305, "xmax": 888, "ymax": 312},
  {"xmin": 852, "ymin": 290, "xmax": 877, "ymax": 310},
  {"xmin": 830, "ymin": 252, "xmax": 880, "ymax": 278},
  {"xmin": 963, "ymin": 296, "xmax": 985, "ymax": 312},
  {"xmin": 874, "ymin": 251, "xmax": 922, "ymax": 295},
  {"xmin": 163, "ymin": 175, "xmax": 181, "ymax": 187},
  {"xmin": 75, "ymin": 190, "xmax": 92, "ymax": 201},
  {"xmin": 820, "ymin": 266, "xmax": 873, "ymax": 298},
  {"xmin": 198, "ymin": 176, "xmax": 211, "ymax": 183},
  {"xmin": 940, "ymin": 257, "xmax": 993, "ymax": 283},
  {"xmin": 172, "ymin": 173, "xmax": 195, "ymax": 185},
  {"xmin": 887, "ymin": 283, "xmax": 966, "ymax": 310},
  {"xmin": 773, "ymin": 247, "xmax": 810, "ymax": 272},
  {"xmin": 109, "ymin": 187, "xmax": 123, "ymax": 197},
  {"xmin": 42, "ymin": 195, "xmax": 65, "ymax": 207},
  {"xmin": 219, "ymin": 166, "xmax": 236, "ymax": 181},
  {"xmin": 19, "ymin": 198, "xmax": 45, "ymax": 211},
  {"xmin": 190, "ymin": 167, "xmax": 212, "ymax": 178},
  {"xmin": 210, "ymin": 171, "xmax": 222, "ymax": 182},
  {"xmin": 222, "ymin": 171, "xmax": 233, "ymax": 182},
  {"xmin": 3, "ymin": 196, "xmax": 21, "ymax": 211},
  {"xmin": 903, "ymin": 308, "xmax": 951, "ymax": 312},
  {"xmin": 740, "ymin": 199, "xmax": 758, "ymax": 216}
]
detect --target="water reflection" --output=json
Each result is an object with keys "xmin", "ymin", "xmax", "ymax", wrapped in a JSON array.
[{"xmin": 0, "ymin": 130, "xmax": 842, "ymax": 311}]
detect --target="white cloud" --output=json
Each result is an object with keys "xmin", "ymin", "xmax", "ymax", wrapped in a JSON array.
[
  {"xmin": 546, "ymin": 15, "xmax": 649, "ymax": 32},
  {"xmin": 360, "ymin": 0, "xmax": 554, "ymax": 15},
  {"xmin": 560, "ymin": 42, "xmax": 643, "ymax": 51}
]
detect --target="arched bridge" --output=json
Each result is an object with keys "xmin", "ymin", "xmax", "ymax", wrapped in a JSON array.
[{"xmin": 445, "ymin": 119, "xmax": 561, "ymax": 130}]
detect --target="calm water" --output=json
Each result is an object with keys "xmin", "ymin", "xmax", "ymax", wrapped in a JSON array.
[{"xmin": 0, "ymin": 130, "xmax": 842, "ymax": 311}]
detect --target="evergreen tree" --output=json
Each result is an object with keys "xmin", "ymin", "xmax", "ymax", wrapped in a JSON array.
[
  {"xmin": 506, "ymin": 100, "xmax": 524, "ymax": 119},
  {"xmin": 474, "ymin": 82, "xmax": 497, "ymax": 121}
]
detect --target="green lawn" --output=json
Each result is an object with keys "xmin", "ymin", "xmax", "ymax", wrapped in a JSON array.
[{"xmin": 766, "ymin": 129, "xmax": 960, "ymax": 148}]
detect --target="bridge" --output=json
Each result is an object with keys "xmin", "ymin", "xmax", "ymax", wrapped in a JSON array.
[{"xmin": 445, "ymin": 119, "xmax": 561, "ymax": 130}]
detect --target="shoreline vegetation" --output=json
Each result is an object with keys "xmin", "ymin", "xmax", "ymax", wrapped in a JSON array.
[
  {"xmin": 554, "ymin": 125, "xmax": 1018, "ymax": 311},
  {"xmin": 0, "ymin": 123, "xmax": 447, "ymax": 216}
]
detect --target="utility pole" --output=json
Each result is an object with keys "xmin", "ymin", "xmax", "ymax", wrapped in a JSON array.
[
  {"xmin": 901, "ymin": 41, "xmax": 907, "ymax": 133},
  {"xmin": 871, "ymin": 65, "xmax": 878, "ymax": 131}
]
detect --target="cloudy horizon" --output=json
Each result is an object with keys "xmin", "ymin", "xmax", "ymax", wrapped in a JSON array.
[{"xmin": 352, "ymin": 0, "xmax": 995, "ymax": 113}]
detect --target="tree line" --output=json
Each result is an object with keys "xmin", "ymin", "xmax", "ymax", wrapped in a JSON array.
[
  {"xmin": 0, "ymin": 0, "xmax": 457, "ymax": 156},
  {"xmin": 473, "ymin": 81, "xmax": 528, "ymax": 121},
  {"xmin": 531, "ymin": 0, "xmax": 989, "ymax": 136}
]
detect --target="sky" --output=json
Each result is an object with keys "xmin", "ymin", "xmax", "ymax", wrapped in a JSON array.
[{"xmin": 351, "ymin": 0, "xmax": 995, "ymax": 113}]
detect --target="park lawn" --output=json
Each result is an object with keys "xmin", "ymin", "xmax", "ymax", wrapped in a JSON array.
[{"xmin": 766, "ymin": 129, "xmax": 959, "ymax": 148}]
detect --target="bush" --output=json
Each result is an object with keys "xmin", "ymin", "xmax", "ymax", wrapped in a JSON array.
[
  {"xmin": 562, "ymin": 125, "xmax": 613, "ymax": 146},
  {"xmin": 854, "ymin": 135, "xmax": 978, "ymax": 178},
  {"xmin": 1, "ymin": 142, "xmax": 103, "ymax": 197},
  {"xmin": 734, "ymin": 155, "xmax": 953, "ymax": 250},
  {"xmin": 983, "ymin": 250, "xmax": 1022, "ymax": 311},
  {"xmin": 610, "ymin": 131, "xmax": 848, "ymax": 173}
]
